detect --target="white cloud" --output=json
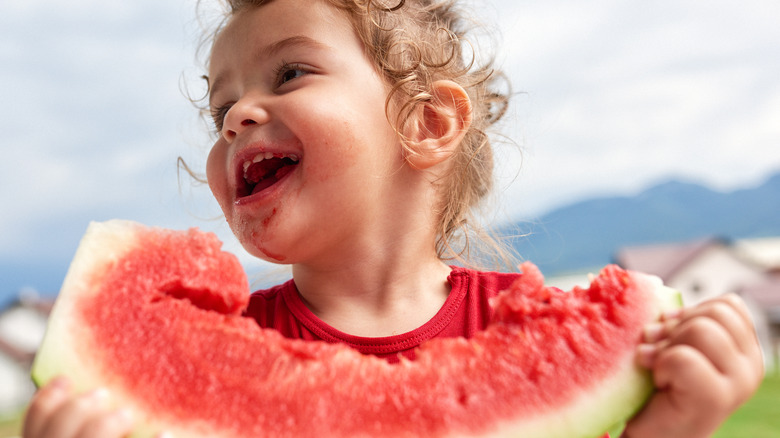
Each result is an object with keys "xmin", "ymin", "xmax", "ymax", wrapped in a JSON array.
[
  {"xmin": 0, "ymin": 0, "xmax": 211, "ymax": 257},
  {"xmin": 0, "ymin": 0, "xmax": 778, "ymax": 285},
  {"xmin": 489, "ymin": 0, "xmax": 780, "ymax": 219}
]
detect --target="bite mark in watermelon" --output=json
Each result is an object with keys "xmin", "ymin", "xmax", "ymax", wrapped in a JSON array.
[{"xmin": 32, "ymin": 220, "xmax": 682, "ymax": 438}]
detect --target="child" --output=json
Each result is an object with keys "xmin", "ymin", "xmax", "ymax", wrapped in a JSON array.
[{"xmin": 23, "ymin": 0, "xmax": 763, "ymax": 437}]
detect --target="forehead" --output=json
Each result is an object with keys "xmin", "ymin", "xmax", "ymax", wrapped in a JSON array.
[{"xmin": 209, "ymin": 0, "xmax": 357, "ymax": 71}]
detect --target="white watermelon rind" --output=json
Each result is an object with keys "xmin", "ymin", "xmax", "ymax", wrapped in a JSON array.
[
  {"xmin": 31, "ymin": 220, "xmax": 220, "ymax": 438},
  {"xmin": 32, "ymin": 220, "xmax": 141, "ymax": 390},
  {"xmin": 32, "ymin": 220, "xmax": 683, "ymax": 438}
]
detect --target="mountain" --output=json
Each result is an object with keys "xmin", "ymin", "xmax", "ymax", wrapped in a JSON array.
[
  {"xmin": 3, "ymin": 172, "xmax": 778, "ymax": 307},
  {"xmin": 0, "ymin": 259, "xmax": 65, "ymax": 309},
  {"xmin": 500, "ymin": 172, "xmax": 780, "ymax": 276}
]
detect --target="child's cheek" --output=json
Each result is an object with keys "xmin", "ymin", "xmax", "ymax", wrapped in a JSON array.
[
  {"xmin": 304, "ymin": 124, "xmax": 361, "ymax": 183},
  {"xmin": 205, "ymin": 143, "xmax": 231, "ymax": 212}
]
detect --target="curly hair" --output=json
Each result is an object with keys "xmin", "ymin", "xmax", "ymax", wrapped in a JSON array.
[{"xmin": 199, "ymin": 0, "xmax": 511, "ymax": 265}]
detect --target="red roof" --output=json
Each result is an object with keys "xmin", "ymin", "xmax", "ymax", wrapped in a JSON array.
[
  {"xmin": 743, "ymin": 274, "xmax": 780, "ymax": 308},
  {"xmin": 615, "ymin": 238, "xmax": 725, "ymax": 281},
  {"xmin": 0, "ymin": 336, "xmax": 35, "ymax": 365}
]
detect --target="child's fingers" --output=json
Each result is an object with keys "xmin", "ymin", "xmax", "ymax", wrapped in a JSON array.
[
  {"xmin": 23, "ymin": 376, "xmax": 72, "ymax": 438},
  {"xmin": 641, "ymin": 314, "xmax": 734, "ymax": 372},
  {"xmin": 78, "ymin": 408, "xmax": 135, "ymax": 438},
  {"xmin": 644, "ymin": 294, "xmax": 763, "ymax": 379},
  {"xmin": 683, "ymin": 296, "xmax": 763, "ymax": 384},
  {"xmin": 39, "ymin": 388, "xmax": 111, "ymax": 438},
  {"xmin": 666, "ymin": 314, "xmax": 744, "ymax": 375},
  {"xmin": 626, "ymin": 344, "xmax": 727, "ymax": 438},
  {"xmin": 653, "ymin": 343, "xmax": 727, "ymax": 401},
  {"xmin": 716, "ymin": 293, "xmax": 756, "ymax": 330},
  {"xmin": 648, "ymin": 297, "xmax": 751, "ymax": 344},
  {"xmin": 678, "ymin": 295, "xmax": 758, "ymax": 355}
]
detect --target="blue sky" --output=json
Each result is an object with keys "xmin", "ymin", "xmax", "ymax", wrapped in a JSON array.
[{"xmin": 2, "ymin": 0, "xmax": 779, "ymax": 294}]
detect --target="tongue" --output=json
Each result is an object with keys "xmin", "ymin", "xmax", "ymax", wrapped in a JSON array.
[
  {"xmin": 245, "ymin": 157, "xmax": 296, "ymax": 195},
  {"xmin": 246, "ymin": 158, "xmax": 285, "ymax": 183}
]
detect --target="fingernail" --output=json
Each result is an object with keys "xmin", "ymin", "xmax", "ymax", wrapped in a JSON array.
[
  {"xmin": 50, "ymin": 376, "xmax": 71, "ymax": 391},
  {"xmin": 662, "ymin": 308, "xmax": 682, "ymax": 320},
  {"xmin": 87, "ymin": 387, "xmax": 110, "ymax": 402},
  {"xmin": 114, "ymin": 408, "xmax": 134, "ymax": 425},
  {"xmin": 643, "ymin": 322, "xmax": 664, "ymax": 342},
  {"xmin": 637, "ymin": 343, "xmax": 657, "ymax": 368}
]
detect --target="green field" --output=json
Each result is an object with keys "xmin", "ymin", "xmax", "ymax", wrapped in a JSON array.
[
  {"xmin": 0, "ymin": 411, "xmax": 22, "ymax": 438},
  {"xmin": 2, "ymin": 374, "xmax": 778, "ymax": 437},
  {"xmin": 713, "ymin": 372, "xmax": 780, "ymax": 438}
]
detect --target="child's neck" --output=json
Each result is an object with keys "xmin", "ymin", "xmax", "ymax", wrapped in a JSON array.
[
  {"xmin": 289, "ymin": 154, "xmax": 454, "ymax": 337},
  {"xmin": 291, "ymin": 251, "xmax": 452, "ymax": 338}
]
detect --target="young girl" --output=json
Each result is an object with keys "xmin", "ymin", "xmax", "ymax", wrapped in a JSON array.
[{"xmin": 24, "ymin": 0, "xmax": 763, "ymax": 437}]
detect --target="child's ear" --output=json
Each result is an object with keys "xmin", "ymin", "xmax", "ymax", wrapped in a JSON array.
[{"xmin": 405, "ymin": 80, "xmax": 472, "ymax": 170}]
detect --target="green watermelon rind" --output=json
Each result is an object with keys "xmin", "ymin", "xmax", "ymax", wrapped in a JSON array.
[{"xmin": 31, "ymin": 220, "xmax": 683, "ymax": 438}]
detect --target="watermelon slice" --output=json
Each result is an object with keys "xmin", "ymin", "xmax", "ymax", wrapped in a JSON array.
[{"xmin": 32, "ymin": 220, "xmax": 681, "ymax": 438}]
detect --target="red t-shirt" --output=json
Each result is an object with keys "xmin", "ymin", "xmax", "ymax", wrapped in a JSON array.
[{"xmin": 243, "ymin": 266, "xmax": 519, "ymax": 362}]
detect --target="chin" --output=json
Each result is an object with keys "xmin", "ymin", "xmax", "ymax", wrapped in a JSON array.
[{"xmin": 241, "ymin": 236, "xmax": 289, "ymax": 264}]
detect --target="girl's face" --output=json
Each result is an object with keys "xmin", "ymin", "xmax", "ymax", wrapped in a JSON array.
[{"xmin": 206, "ymin": 0, "xmax": 408, "ymax": 264}]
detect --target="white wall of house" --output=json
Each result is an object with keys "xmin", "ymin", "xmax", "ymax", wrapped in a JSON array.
[
  {"xmin": 0, "ymin": 306, "xmax": 48, "ymax": 353},
  {"xmin": 0, "ymin": 354, "xmax": 34, "ymax": 414},
  {"xmin": 0, "ymin": 302, "xmax": 48, "ymax": 415},
  {"xmin": 667, "ymin": 245, "xmax": 765, "ymax": 306},
  {"xmin": 545, "ymin": 270, "xmax": 593, "ymax": 290},
  {"xmin": 740, "ymin": 294, "xmax": 776, "ymax": 373},
  {"xmin": 734, "ymin": 237, "xmax": 780, "ymax": 269}
]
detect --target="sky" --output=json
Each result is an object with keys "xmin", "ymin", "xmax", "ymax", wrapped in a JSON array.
[{"xmin": 2, "ymin": 0, "xmax": 779, "ymax": 294}]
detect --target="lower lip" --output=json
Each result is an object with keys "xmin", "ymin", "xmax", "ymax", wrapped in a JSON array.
[{"xmin": 234, "ymin": 164, "xmax": 297, "ymax": 207}]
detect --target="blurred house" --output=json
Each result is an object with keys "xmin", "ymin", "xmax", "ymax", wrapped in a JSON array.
[
  {"xmin": 616, "ymin": 237, "xmax": 780, "ymax": 372},
  {"xmin": 0, "ymin": 290, "xmax": 52, "ymax": 414}
]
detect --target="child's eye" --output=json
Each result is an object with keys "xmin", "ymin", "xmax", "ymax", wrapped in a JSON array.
[
  {"xmin": 210, "ymin": 104, "xmax": 231, "ymax": 132},
  {"xmin": 275, "ymin": 62, "xmax": 309, "ymax": 87}
]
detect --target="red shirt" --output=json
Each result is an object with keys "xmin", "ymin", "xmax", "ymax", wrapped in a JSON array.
[{"xmin": 243, "ymin": 266, "xmax": 519, "ymax": 362}]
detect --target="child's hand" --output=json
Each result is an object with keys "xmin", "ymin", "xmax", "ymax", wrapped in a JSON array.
[
  {"xmin": 23, "ymin": 376, "xmax": 134, "ymax": 438},
  {"xmin": 622, "ymin": 294, "xmax": 764, "ymax": 438}
]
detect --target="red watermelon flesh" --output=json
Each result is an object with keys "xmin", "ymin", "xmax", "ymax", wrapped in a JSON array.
[{"xmin": 32, "ymin": 220, "xmax": 681, "ymax": 438}]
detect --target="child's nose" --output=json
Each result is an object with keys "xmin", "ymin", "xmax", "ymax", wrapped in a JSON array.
[{"xmin": 221, "ymin": 98, "xmax": 270, "ymax": 142}]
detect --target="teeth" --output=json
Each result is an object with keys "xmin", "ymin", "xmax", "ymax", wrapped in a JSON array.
[{"xmin": 242, "ymin": 152, "xmax": 300, "ymax": 177}]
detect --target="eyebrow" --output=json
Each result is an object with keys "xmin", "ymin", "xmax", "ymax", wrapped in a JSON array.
[{"xmin": 208, "ymin": 35, "xmax": 331, "ymax": 103}]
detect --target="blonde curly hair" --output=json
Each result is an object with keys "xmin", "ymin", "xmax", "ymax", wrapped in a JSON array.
[{"xmin": 198, "ymin": 0, "xmax": 511, "ymax": 265}]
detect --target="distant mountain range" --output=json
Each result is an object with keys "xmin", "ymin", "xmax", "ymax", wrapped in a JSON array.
[
  {"xmin": 500, "ymin": 171, "xmax": 780, "ymax": 276},
  {"xmin": 3, "ymin": 171, "xmax": 779, "ymax": 308}
]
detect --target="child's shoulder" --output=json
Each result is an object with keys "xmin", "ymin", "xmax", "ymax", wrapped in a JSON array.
[
  {"xmin": 243, "ymin": 279, "xmax": 296, "ymax": 324},
  {"xmin": 448, "ymin": 265, "xmax": 521, "ymax": 297},
  {"xmin": 249, "ymin": 279, "xmax": 293, "ymax": 300}
]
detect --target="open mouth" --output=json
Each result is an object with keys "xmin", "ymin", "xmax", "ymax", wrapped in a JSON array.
[{"xmin": 238, "ymin": 152, "xmax": 300, "ymax": 198}]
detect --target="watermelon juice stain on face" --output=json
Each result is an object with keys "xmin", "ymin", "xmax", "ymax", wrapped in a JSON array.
[{"xmin": 205, "ymin": 0, "xmax": 407, "ymax": 266}]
